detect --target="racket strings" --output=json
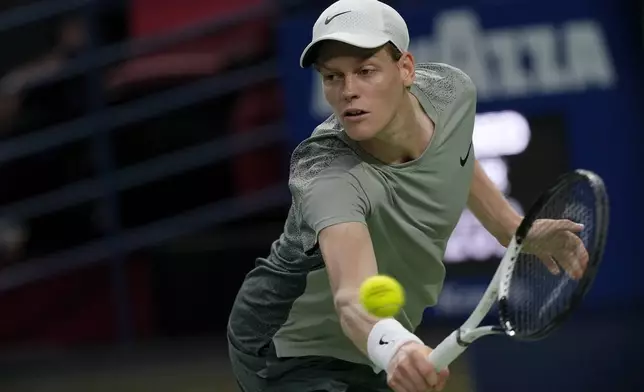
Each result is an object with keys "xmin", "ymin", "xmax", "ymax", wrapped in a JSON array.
[{"xmin": 504, "ymin": 178, "xmax": 598, "ymax": 338}]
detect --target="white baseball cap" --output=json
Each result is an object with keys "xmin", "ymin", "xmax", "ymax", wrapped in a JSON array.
[{"xmin": 299, "ymin": 0, "xmax": 410, "ymax": 68}]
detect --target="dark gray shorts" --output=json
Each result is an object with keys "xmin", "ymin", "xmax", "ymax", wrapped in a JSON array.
[{"xmin": 227, "ymin": 336, "xmax": 392, "ymax": 392}]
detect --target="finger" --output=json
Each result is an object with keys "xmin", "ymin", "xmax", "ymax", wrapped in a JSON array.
[
  {"xmin": 569, "ymin": 233, "xmax": 589, "ymax": 271},
  {"xmin": 566, "ymin": 242, "xmax": 585, "ymax": 278},
  {"xmin": 567, "ymin": 246, "xmax": 587, "ymax": 279},
  {"xmin": 574, "ymin": 238, "xmax": 590, "ymax": 270},
  {"xmin": 387, "ymin": 356, "xmax": 415, "ymax": 392},
  {"xmin": 396, "ymin": 357, "xmax": 433, "ymax": 392},
  {"xmin": 435, "ymin": 367, "xmax": 450, "ymax": 391},
  {"xmin": 387, "ymin": 370, "xmax": 416, "ymax": 392},
  {"xmin": 387, "ymin": 377, "xmax": 412, "ymax": 392},
  {"xmin": 558, "ymin": 235, "xmax": 587, "ymax": 279},
  {"xmin": 555, "ymin": 219, "xmax": 584, "ymax": 233},
  {"xmin": 540, "ymin": 254, "xmax": 561, "ymax": 275},
  {"xmin": 388, "ymin": 354, "xmax": 424, "ymax": 392},
  {"xmin": 387, "ymin": 376, "xmax": 412, "ymax": 392},
  {"xmin": 554, "ymin": 251, "xmax": 583, "ymax": 280},
  {"xmin": 410, "ymin": 349, "xmax": 439, "ymax": 389},
  {"xmin": 552, "ymin": 254, "xmax": 577, "ymax": 280}
]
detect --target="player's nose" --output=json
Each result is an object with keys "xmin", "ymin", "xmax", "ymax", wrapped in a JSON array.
[{"xmin": 342, "ymin": 76, "xmax": 359, "ymax": 101}]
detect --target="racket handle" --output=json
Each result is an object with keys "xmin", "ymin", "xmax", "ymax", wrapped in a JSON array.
[{"xmin": 427, "ymin": 330, "xmax": 467, "ymax": 371}]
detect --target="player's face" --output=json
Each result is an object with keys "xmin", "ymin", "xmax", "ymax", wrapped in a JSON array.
[{"xmin": 315, "ymin": 42, "xmax": 415, "ymax": 141}]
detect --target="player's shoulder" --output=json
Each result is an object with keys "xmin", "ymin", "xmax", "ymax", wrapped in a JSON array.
[
  {"xmin": 414, "ymin": 62, "xmax": 476, "ymax": 94},
  {"xmin": 288, "ymin": 115, "xmax": 363, "ymax": 188},
  {"xmin": 413, "ymin": 62, "xmax": 477, "ymax": 114}
]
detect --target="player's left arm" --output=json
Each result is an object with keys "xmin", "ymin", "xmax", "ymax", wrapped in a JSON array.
[
  {"xmin": 446, "ymin": 66, "xmax": 520, "ymax": 247},
  {"xmin": 467, "ymin": 160, "xmax": 588, "ymax": 276},
  {"xmin": 456, "ymin": 68, "xmax": 583, "ymax": 259},
  {"xmin": 467, "ymin": 160, "xmax": 522, "ymax": 247}
]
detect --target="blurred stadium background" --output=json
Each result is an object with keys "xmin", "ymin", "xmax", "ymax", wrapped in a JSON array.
[{"xmin": 0, "ymin": 0, "xmax": 642, "ymax": 391}]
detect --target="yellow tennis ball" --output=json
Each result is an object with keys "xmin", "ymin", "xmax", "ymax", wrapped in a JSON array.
[{"xmin": 359, "ymin": 275, "xmax": 405, "ymax": 318}]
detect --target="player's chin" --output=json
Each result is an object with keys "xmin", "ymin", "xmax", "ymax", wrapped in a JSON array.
[{"xmin": 342, "ymin": 121, "xmax": 379, "ymax": 141}]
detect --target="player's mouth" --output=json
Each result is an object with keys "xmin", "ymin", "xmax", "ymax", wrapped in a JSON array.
[{"xmin": 342, "ymin": 109, "xmax": 369, "ymax": 121}]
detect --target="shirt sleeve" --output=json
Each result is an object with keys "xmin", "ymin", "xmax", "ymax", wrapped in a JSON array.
[
  {"xmin": 303, "ymin": 166, "xmax": 369, "ymax": 228},
  {"xmin": 287, "ymin": 129, "xmax": 371, "ymax": 255},
  {"xmin": 298, "ymin": 161, "xmax": 370, "ymax": 254}
]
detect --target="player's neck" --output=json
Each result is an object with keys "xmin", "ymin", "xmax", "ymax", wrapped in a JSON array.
[{"xmin": 359, "ymin": 91, "xmax": 434, "ymax": 165}]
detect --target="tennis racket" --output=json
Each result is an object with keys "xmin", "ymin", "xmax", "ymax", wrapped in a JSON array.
[{"xmin": 427, "ymin": 169, "xmax": 609, "ymax": 371}]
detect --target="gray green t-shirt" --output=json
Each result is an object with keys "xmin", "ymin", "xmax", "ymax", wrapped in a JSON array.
[{"xmin": 228, "ymin": 62, "xmax": 477, "ymax": 369}]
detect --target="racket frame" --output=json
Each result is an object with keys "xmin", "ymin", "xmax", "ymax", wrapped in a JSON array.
[{"xmin": 498, "ymin": 169, "xmax": 609, "ymax": 340}]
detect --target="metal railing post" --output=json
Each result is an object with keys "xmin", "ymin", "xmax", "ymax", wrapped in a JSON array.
[{"xmin": 83, "ymin": 0, "xmax": 133, "ymax": 344}]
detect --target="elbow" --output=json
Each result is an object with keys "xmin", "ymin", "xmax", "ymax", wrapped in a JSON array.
[
  {"xmin": 332, "ymin": 290, "xmax": 355, "ymax": 336},
  {"xmin": 333, "ymin": 288, "xmax": 365, "ymax": 327},
  {"xmin": 333, "ymin": 288, "xmax": 358, "ymax": 313}
]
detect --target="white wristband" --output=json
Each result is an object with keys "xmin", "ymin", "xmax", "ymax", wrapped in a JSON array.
[{"xmin": 367, "ymin": 318, "xmax": 423, "ymax": 373}]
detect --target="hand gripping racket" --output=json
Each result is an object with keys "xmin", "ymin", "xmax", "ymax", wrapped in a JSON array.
[{"xmin": 428, "ymin": 169, "xmax": 609, "ymax": 371}]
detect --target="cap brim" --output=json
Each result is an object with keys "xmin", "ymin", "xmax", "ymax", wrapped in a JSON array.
[{"xmin": 299, "ymin": 32, "xmax": 390, "ymax": 68}]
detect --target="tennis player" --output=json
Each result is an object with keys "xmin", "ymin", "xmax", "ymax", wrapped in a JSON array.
[{"xmin": 227, "ymin": 1, "xmax": 588, "ymax": 391}]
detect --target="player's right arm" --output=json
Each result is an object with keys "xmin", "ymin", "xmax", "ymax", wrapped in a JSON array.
[
  {"xmin": 318, "ymin": 222, "xmax": 449, "ymax": 392},
  {"xmin": 318, "ymin": 223, "xmax": 449, "ymax": 392},
  {"xmin": 300, "ymin": 162, "xmax": 448, "ymax": 391},
  {"xmin": 299, "ymin": 162, "xmax": 384, "ymax": 355},
  {"xmin": 318, "ymin": 221, "xmax": 379, "ymax": 355},
  {"xmin": 299, "ymin": 164, "xmax": 378, "ymax": 354}
]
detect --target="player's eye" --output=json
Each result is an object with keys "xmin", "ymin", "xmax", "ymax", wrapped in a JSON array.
[
  {"xmin": 322, "ymin": 73, "xmax": 341, "ymax": 82},
  {"xmin": 358, "ymin": 68, "xmax": 375, "ymax": 76}
]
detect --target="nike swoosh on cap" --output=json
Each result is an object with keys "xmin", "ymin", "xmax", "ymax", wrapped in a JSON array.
[{"xmin": 325, "ymin": 10, "xmax": 351, "ymax": 24}]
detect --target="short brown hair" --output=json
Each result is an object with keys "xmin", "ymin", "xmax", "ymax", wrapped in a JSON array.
[{"xmin": 384, "ymin": 42, "xmax": 403, "ymax": 62}]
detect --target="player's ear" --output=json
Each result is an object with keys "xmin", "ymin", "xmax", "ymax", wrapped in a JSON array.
[{"xmin": 398, "ymin": 51, "xmax": 415, "ymax": 88}]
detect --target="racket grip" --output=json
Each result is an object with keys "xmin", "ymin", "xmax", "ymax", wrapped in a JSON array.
[{"xmin": 427, "ymin": 330, "xmax": 467, "ymax": 371}]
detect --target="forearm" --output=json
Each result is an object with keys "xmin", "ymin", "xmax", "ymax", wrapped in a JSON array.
[
  {"xmin": 334, "ymin": 288, "xmax": 380, "ymax": 356},
  {"xmin": 319, "ymin": 222, "xmax": 422, "ymax": 369},
  {"xmin": 334, "ymin": 288, "xmax": 423, "ymax": 372},
  {"xmin": 320, "ymin": 222, "xmax": 381, "ymax": 355},
  {"xmin": 467, "ymin": 160, "xmax": 522, "ymax": 247}
]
